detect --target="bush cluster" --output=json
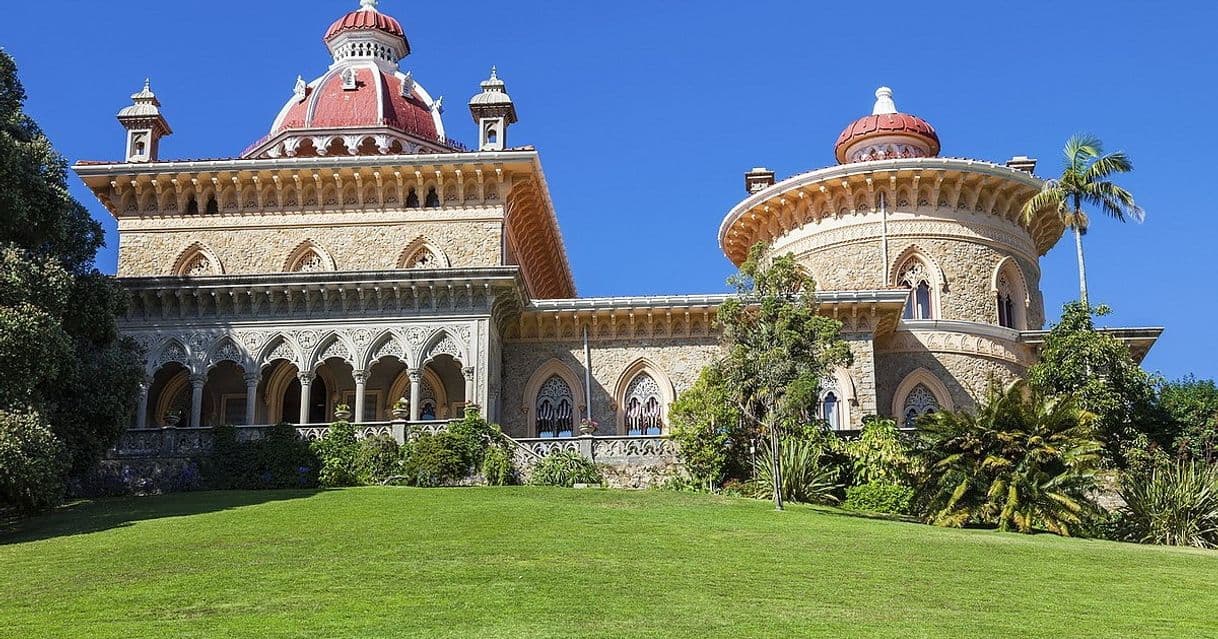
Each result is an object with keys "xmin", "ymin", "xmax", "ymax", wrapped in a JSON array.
[
  {"xmin": 0, "ymin": 408, "xmax": 68, "ymax": 512},
  {"xmin": 529, "ymin": 451, "xmax": 602, "ymax": 488},
  {"xmin": 843, "ymin": 481, "xmax": 915, "ymax": 515},
  {"xmin": 209, "ymin": 422, "xmax": 319, "ymax": 490}
]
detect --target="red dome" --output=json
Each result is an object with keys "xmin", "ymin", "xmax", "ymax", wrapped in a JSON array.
[
  {"xmin": 834, "ymin": 112, "xmax": 939, "ymax": 164},
  {"xmin": 274, "ymin": 67, "xmax": 438, "ymax": 142},
  {"xmin": 325, "ymin": 8, "xmax": 405, "ymax": 41}
]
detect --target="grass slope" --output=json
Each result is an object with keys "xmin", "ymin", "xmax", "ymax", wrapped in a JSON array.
[{"xmin": 2, "ymin": 487, "xmax": 1216, "ymax": 638}]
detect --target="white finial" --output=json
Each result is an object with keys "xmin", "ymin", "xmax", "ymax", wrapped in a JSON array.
[
  {"xmin": 143, "ymin": 78, "xmax": 151, "ymax": 91},
  {"xmin": 872, "ymin": 86, "xmax": 897, "ymax": 115},
  {"xmin": 490, "ymin": 66, "xmax": 498, "ymax": 80},
  {"xmin": 360, "ymin": 0, "xmax": 378, "ymax": 10}
]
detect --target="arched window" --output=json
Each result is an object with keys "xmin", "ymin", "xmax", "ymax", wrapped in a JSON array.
[
  {"xmin": 902, "ymin": 383, "xmax": 939, "ymax": 428},
  {"xmin": 821, "ymin": 392, "xmax": 840, "ymax": 430},
  {"xmin": 899, "ymin": 261, "xmax": 935, "ymax": 320},
  {"xmin": 624, "ymin": 373, "xmax": 663, "ymax": 436},
  {"xmin": 205, "ymin": 196, "xmax": 219, "ymax": 215},
  {"xmin": 185, "ymin": 197, "xmax": 199, "ymax": 215},
  {"xmin": 403, "ymin": 248, "xmax": 436, "ymax": 268},
  {"xmin": 290, "ymin": 250, "xmax": 326, "ymax": 272},
  {"xmin": 424, "ymin": 187, "xmax": 440, "ymax": 208},
  {"xmin": 997, "ymin": 271, "xmax": 1017, "ymax": 329},
  {"xmin": 406, "ymin": 188, "xmax": 419, "ymax": 208},
  {"xmin": 486, "ymin": 126, "xmax": 498, "ymax": 145},
  {"xmin": 420, "ymin": 378, "xmax": 437, "ymax": 421},
  {"xmin": 535, "ymin": 375, "xmax": 574, "ymax": 438}
]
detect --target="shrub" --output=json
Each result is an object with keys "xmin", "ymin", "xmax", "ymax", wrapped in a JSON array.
[
  {"xmin": 845, "ymin": 418, "xmax": 918, "ymax": 485},
  {"xmin": 668, "ymin": 366, "xmax": 744, "ymax": 488},
  {"xmin": 843, "ymin": 481, "xmax": 914, "ymax": 515},
  {"xmin": 354, "ymin": 435, "xmax": 401, "ymax": 485},
  {"xmin": 751, "ymin": 437, "xmax": 841, "ymax": 504},
  {"xmin": 1117, "ymin": 463, "xmax": 1218, "ymax": 548},
  {"xmin": 481, "ymin": 444, "xmax": 515, "ymax": 486},
  {"xmin": 402, "ymin": 432, "xmax": 468, "ymax": 487},
  {"xmin": 0, "ymin": 407, "xmax": 68, "ymax": 512},
  {"xmin": 446, "ymin": 410, "xmax": 496, "ymax": 468},
  {"xmin": 529, "ymin": 451, "xmax": 602, "ymax": 488},
  {"xmin": 310, "ymin": 421, "xmax": 360, "ymax": 488},
  {"xmin": 208, "ymin": 422, "xmax": 318, "ymax": 489}
]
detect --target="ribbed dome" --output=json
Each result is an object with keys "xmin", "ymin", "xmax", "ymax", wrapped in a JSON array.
[
  {"xmin": 833, "ymin": 87, "xmax": 940, "ymax": 164},
  {"xmin": 325, "ymin": 3, "xmax": 405, "ymax": 41},
  {"xmin": 270, "ymin": 65, "xmax": 439, "ymax": 144}
]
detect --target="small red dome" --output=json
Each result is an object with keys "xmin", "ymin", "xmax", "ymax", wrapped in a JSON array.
[
  {"xmin": 834, "ymin": 112, "xmax": 939, "ymax": 164},
  {"xmin": 325, "ymin": 8, "xmax": 405, "ymax": 41}
]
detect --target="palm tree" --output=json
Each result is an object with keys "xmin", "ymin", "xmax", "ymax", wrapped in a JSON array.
[
  {"xmin": 1022, "ymin": 134, "xmax": 1144, "ymax": 306},
  {"xmin": 916, "ymin": 381, "xmax": 1102, "ymax": 535}
]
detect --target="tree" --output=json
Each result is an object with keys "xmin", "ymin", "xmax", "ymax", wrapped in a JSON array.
[
  {"xmin": 1156, "ymin": 376, "xmax": 1218, "ymax": 464},
  {"xmin": 1022, "ymin": 133, "xmax": 1143, "ymax": 306},
  {"xmin": 1027, "ymin": 302, "xmax": 1158, "ymax": 465},
  {"xmin": 668, "ymin": 366, "xmax": 744, "ymax": 489},
  {"xmin": 716, "ymin": 243, "xmax": 852, "ymax": 509},
  {"xmin": 916, "ymin": 381, "xmax": 1101, "ymax": 536},
  {"xmin": 0, "ymin": 50, "xmax": 143, "ymax": 510}
]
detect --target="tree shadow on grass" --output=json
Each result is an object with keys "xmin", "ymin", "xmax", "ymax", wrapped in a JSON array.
[{"xmin": 0, "ymin": 489, "xmax": 322, "ymax": 546}]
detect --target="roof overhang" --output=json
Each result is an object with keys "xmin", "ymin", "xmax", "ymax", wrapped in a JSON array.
[{"xmin": 1020, "ymin": 326, "xmax": 1164, "ymax": 363}]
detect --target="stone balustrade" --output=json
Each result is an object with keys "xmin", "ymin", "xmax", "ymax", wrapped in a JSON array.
[{"xmin": 109, "ymin": 419, "xmax": 459, "ymax": 458}]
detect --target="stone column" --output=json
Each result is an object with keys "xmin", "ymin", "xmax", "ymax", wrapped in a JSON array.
[
  {"xmin": 135, "ymin": 381, "xmax": 149, "ymax": 429},
  {"xmin": 244, "ymin": 372, "xmax": 260, "ymax": 426},
  {"xmin": 408, "ymin": 369, "xmax": 422, "ymax": 422},
  {"xmin": 462, "ymin": 366, "xmax": 476, "ymax": 406},
  {"xmin": 189, "ymin": 373, "xmax": 205, "ymax": 428},
  {"xmin": 298, "ymin": 371, "xmax": 314, "ymax": 424},
  {"xmin": 353, "ymin": 370, "xmax": 367, "ymax": 423}
]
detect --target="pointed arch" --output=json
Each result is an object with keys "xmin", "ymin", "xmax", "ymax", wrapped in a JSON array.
[
  {"xmin": 257, "ymin": 333, "xmax": 304, "ymax": 370},
  {"xmin": 891, "ymin": 245, "xmax": 945, "ymax": 321},
  {"xmin": 397, "ymin": 237, "xmax": 450, "ymax": 269},
  {"xmin": 818, "ymin": 366, "xmax": 857, "ymax": 430},
  {"xmin": 138, "ymin": 189, "xmax": 157, "ymax": 212},
  {"xmin": 522, "ymin": 359, "xmax": 587, "ymax": 436},
  {"xmin": 171, "ymin": 242, "xmax": 224, "ymax": 277},
  {"xmin": 992, "ymin": 256, "xmax": 1030, "ymax": 330},
  {"xmin": 150, "ymin": 337, "xmax": 193, "ymax": 376},
  {"xmin": 363, "ymin": 329, "xmax": 411, "ymax": 370},
  {"xmin": 891, "ymin": 368, "xmax": 954, "ymax": 427},
  {"xmin": 419, "ymin": 328, "xmax": 468, "ymax": 367},
  {"xmin": 206, "ymin": 336, "xmax": 251, "ymax": 372},
  {"xmin": 283, "ymin": 239, "xmax": 336, "ymax": 273},
  {"xmin": 309, "ymin": 331, "xmax": 358, "ymax": 371},
  {"xmin": 613, "ymin": 358, "xmax": 675, "ymax": 436}
]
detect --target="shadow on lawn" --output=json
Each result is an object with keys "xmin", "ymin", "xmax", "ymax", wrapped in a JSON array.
[{"xmin": 0, "ymin": 489, "xmax": 321, "ymax": 545}]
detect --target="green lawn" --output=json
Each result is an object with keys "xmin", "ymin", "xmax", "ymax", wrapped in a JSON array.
[{"xmin": 1, "ymin": 488, "xmax": 1216, "ymax": 638}]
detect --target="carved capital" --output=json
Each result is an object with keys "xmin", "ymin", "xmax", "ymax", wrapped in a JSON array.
[
  {"xmin": 407, "ymin": 369, "xmax": 422, "ymax": 383},
  {"xmin": 462, "ymin": 366, "xmax": 475, "ymax": 381},
  {"xmin": 298, "ymin": 371, "xmax": 316, "ymax": 384}
]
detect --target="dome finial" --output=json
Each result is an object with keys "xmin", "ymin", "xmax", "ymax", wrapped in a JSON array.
[
  {"xmin": 490, "ymin": 65, "xmax": 498, "ymax": 80},
  {"xmin": 359, "ymin": 0, "xmax": 378, "ymax": 10},
  {"xmin": 872, "ymin": 86, "xmax": 897, "ymax": 115}
]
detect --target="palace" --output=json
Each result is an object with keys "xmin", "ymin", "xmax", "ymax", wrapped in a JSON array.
[{"xmin": 74, "ymin": 1, "xmax": 1159, "ymax": 456}]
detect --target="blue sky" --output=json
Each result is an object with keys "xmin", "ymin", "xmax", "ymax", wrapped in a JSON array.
[{"xmin": 2, "ymin": 1, "xmax": 1214, "ymax": 380}]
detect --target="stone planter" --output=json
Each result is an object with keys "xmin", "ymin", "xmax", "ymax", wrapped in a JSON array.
[
  {"xmin": 164, "ymin": 413, "xmax": 181, "ymax": 427},
  {"xmin": 578, "ymin": 422, "xmax": 597, "ymax": 436},
  {"xmin": 391, "ymin": 407, "xmax": 409, "ymax": 420},
  {"xmin": 334, "ymin": 407, "xmax": 352, "ymax": 421}
]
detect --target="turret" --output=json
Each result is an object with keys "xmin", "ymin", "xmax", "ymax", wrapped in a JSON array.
[
  {"xmin": 116, "ymin": 79, "xmax": 171, "ymax": 163},
  {"xmin": 468, "ymin": 67, "xmax": 517, "ymax": 151}
]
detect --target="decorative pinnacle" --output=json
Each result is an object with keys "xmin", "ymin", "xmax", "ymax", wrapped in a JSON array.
[
  {"xmin": 872, "ymin": 86, "xmax": 897, "ymax": 115},
  {"xmin": 360, "ymin": 0, "xmax": 378, "ymax": 10},
  {"xmin": 489, "ymin": 65, "xmax": 498, "ymax": 80}
]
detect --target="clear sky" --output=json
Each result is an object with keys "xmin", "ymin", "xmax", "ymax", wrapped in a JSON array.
[{"xmin": 2, "ymin": 1, "xmax": 1214, "ymax": 380}]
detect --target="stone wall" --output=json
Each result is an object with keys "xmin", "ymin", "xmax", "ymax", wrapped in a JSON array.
[
  {"xmin": 499, "ymin": 336, "xmax": 721, "ymax": 437},
  {"xmin": 116, "ymin": 208, "xmax": 505, "ymax": 276},
  {"xmin": 843, "ymin": 334, "xmax": 877, "ymax": 427},
  {"xmin": 768, "ymin": 209, "xmax": 1046, "ymax": 329},
  {"xmin": 874, "ymin": 349, "xmax": 1025, "ymax": 418}
]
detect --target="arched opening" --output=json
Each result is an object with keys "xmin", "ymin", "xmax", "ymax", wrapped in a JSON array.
[
  {"xmin": 624, "ymin": 372, "xmax": 663, "ymax": 436},
  {"xmin": 821, "ymin": 391, "xmax": 840, "ymax": 430},
  {"xmin": 406, "ymin": 188, "xmax": 419, "ymax": 208},
  {"xmin": 205, "ymin": 195, "xmax": 219, "ymax": 215},
  {"xmin": 424, "ymin": 187, "xmax": 440, "ymax": 208},
  {"xmin": 147, "ymin": 362, "xmax": 190, "ymax": 427},
  {"xmin": 993, "ymin": 258, "xmax": 1029, "ymax": 330},
  {"xmin": 423, "ymin": 354, "xmax": 465, "ymax": 419},
  {"xmin": 902, "ymin": 383, "xmax": 940, "ymax": 429},
  {"xmin": 202, "ymin": 360, "xmax": 247, "ymax": 426},
  {"xmin": 535, "ymin": 374, "xmax": 575, "ymax": 438},
  {"xmin": 898, "ymin": 260, "xmax": 936, "ymax": 320}
]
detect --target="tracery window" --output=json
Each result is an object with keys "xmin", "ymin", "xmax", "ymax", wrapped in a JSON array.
[
  {"xmin": 535, "ymin": 375, "xmax": 574, "ymax": 438},
  {"xmin": 902, "ymin": 383, "xmax": 939, "ymax": 428},
  {"xmin": 624, "ymin": 373, "xmax": 663, "ymax": 436},
  {"xmin": 900, "ymin": 261, "xmax": 934, "ymax": 320},
  {"xmin": 821, "ymin": 392, "xmax": 840, "ymax": 430},
  {"xmin": 403, "ymin": 248, "xmax": 436, "ymax": 269},
  {"xmin": 183, "ymin": 254, "xmax": 211, "ymax": 276},
  {"xmin": 420, "ymin": 378, "xmax": 437, "ymax": 420},
  {"xmin": 996, "ymin": 272, "xmax": 1017, "ymax": 329},
  {"xmin": 290, "ymin": 250, "xmax": 327, "ymax": 273}
]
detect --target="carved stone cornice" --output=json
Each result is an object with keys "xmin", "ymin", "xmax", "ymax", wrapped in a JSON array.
[
  {"xmin": 877, "ymin": 321, "xmax": 1036, "ymax": 367},
  {"xmin": 118, "ymin": 267, "xmax": 524, "ymax": 326},
  {"xmin": 505, "ymin": 290, "xmax": 908, "ymax": 341},
  {"xmin": 718, "ymin": 158, "xmax": 1062, "ymax": 264}
]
